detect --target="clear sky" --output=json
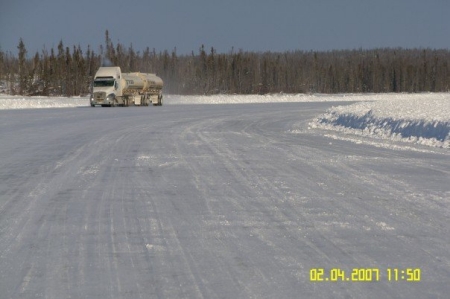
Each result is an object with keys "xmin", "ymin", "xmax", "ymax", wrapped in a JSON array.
[{"xmin": 1, "ymin": 0, "xmax": 449, "ymax": 57}]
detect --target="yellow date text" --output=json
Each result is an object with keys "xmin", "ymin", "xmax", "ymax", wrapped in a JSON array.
[{"xmin": 310, "ymin": 268, "xmax": 421, "ymax": 282}]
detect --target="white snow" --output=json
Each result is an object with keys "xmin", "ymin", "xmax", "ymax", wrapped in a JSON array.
[
  {"xmin": 2, "ymin": 92, "xmax": 449, "ymax": 148},
  {"xmin": 0, "ymin": 93, "xmax": 364, "ymax": 110},
  {"xmin": 309, "ymin": 93, "xmax": 450, "ymax": 148},
  {"xmin": 164, "ymin": 93, "xmax": 370, "ymax": 104},
  {"xmin": 0, "ymin": 95, "xmax": 88, "ymax": 109}
]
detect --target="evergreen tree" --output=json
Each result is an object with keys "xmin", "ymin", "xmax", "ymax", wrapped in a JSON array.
[{"xmin": 17, "ymin": 38, "xmax": 28, "ymax": 94}]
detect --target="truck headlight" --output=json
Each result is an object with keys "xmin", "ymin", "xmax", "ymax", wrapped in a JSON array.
[{"xmin": 107, "ymin": 93, "xmax": 115, "ymax": 101}]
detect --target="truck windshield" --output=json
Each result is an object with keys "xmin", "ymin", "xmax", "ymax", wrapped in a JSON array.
[{"xmin": 94, "ymin": 79, "xmax": 115, "ymax": 87}]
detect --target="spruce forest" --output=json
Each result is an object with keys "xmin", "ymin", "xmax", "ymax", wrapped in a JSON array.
[{"xmin": 1, "ymin": 31, "xmax": 449, "ymax": 96}]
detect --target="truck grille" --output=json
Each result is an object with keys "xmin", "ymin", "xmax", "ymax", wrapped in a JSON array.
[{"xmin": 94, "ymin": 92, "xmax": 106, "ymax": 101}]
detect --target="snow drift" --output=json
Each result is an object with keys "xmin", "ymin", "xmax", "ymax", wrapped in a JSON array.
[
  {"xmin": 310, "ymin": 93, "xmax": 450, "ymax": 148},
  {"xmin": 0, "ymin": 93, "xmax": 377, "ymax": 110},
  {"xmin": 0, "ymin": 96, "xmax": 87, "ymax": 110}
]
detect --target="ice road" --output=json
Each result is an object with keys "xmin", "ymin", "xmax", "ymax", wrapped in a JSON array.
[{"xmin": 0, "ymin": 102, "xmax": 449, "ymax": 298}]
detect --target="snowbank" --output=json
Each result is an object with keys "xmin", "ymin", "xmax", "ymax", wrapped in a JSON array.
[
  {"xmin": 0, "ymin": 95, "xmax": 88, "ymax": 110},
  {"xmin": 1, "ymin": 93, "xmax": 422, "ymax": 109},
  {"xmin": 310, "ymin": 93, "xmax": 450, "ymax": 148},
  {"xmin": 164, "ymin": 93, "xmax": 370, "ymax": 104},
  {"xmin": 0, "ymin": 93, "xmax": 365, "ymax": 110}
]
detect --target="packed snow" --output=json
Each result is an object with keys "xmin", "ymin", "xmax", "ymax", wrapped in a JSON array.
[
  {"xmin": 0, "ymin": 95, "xmax": 88, "ymax": 110},
  {"xmin": 309, "ymin": 93, "xmax": 450, "ymax": 148},
  {"xmin": 164, "ymin": 93, "xmax": 375, "ymax": 104},
  {"xmin": 0, "ymin": 93, "xmax": 369, "ymax": 110},
  {"xmin": 1, "ymin": 92, "xmax": 449, "ymax": 148}
]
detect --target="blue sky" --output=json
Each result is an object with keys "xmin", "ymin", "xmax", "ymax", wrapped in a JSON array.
[{"xmin": 0, "ymin": 0, "xmax": 449, "ymax": 56}]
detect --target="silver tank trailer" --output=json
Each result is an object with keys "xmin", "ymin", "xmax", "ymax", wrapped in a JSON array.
[{"xmin": 122, "ymin": 73, "xmax": 164, "ymax": 106}]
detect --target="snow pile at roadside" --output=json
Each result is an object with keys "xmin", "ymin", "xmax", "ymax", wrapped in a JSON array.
[
  {"xmin": 2, "ymin": 93, "xmax": 434, "ymax": 109},
  {"xmin": 166, "ymin": 93, "xmax": 383, "ymax": 104},
  {"xmin": 2, "ymin": 93, "xmax": 449, "ymax": 110},
  {"xmin": 310, "ymin": 93, "xmax": 450, "ymax": 148},
  {"xmin": 0, "ymin": 93, "xmax": 373, "ymax": 109},
  {"xmin": 0, "ymin": 96, "xmax": 88, "ymax": 109}
]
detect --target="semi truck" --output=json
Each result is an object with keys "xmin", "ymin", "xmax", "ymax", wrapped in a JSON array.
[{"xmin": 90, "ymin": 66, "xmax": 163, "ymax": 107}]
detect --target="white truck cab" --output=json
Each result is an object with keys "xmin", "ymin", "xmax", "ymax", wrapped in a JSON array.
[{"xmin": 91, "ymin": 67, "xmax": 123, "ymax": 107}]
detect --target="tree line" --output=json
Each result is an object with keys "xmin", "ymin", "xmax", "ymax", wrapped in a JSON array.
[{"xmin": 1, "ymin": 32, "xmax": 449, "ymax": 96}]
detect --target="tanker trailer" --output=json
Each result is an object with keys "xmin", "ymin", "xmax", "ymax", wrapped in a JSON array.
[
  {"xmin": 122, "ymin": 72, "xmax": 164, "ymax": 106},
  {"xmin": 90, "ymin": 66, "xmax": 163, "ymax": 107}
]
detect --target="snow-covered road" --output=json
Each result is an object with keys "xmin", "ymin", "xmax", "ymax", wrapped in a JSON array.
[
  {"xmin": 2, "ymin": 92, "xmax": 449, "ymax": 148},
  {"xmin": 0, "ymin": 102, "xmax": 449, "ymax": 298}
]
